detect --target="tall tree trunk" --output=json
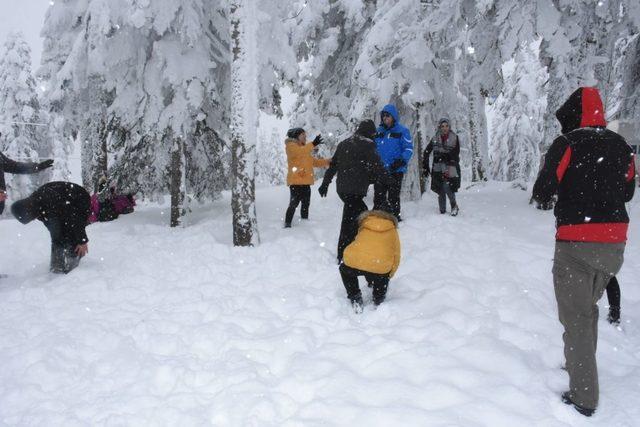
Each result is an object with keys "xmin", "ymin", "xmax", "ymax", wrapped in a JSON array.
[
  {"xmin": 468, "ymin": 87, "xmax": 488, "ymax": 182},
  {"xmin": 169, "ymin": 131, "xmax": 186, "ymax": 228},
  {"xmin": 414, "ymin": 102, "xmax": 427, "ymax": 195},
  {"xmin": 80, "ymin": 117, "xmax": 108, "ymax": 191},
  {"xmin": 230, "ymin": 0, "xmax": 259, "ymax": 246}
]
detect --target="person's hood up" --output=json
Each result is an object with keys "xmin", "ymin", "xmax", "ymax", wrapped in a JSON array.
[
  {"xmin": 357, "ymin": 210, "xmax": 398, "ymax": 231},
  {"xmin": 11, "ymin": 197, "xmax": 37, "ymax": 224},
  {"xmin": 381, "ymin": 104, "xmax": 400, "ymax": 126},
  {"xmin": 555, "ymin": 87, "xmax": 607, "ymax": 134}
]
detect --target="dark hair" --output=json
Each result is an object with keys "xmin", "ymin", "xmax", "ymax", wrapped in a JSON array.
[{"xmin": 287, "ymin": 128, "xmax": 305, "ymax": 139}]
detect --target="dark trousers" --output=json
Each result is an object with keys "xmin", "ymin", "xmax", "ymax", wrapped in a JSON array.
[
  {"xmin": 285, "ymin": 185, "xmax": 311, "ymax": 226},
  {"xmin": 339, "ymin": 264, "xmax": 389, "ymax": 305},
  {"xmin": 337, "ymin": 193, "xmax": 368, "ymax": 261},
  {"xmin": 438, "ymin": 180, "xmax": 457, "ymax": 213},
  {"xmin": 606, "ymin": 276, "xmax": 620, "ymax": 308},
  {"xmin": 374, "ymin": 172, "xmax": 404, "ymax": 218},
  {"xmin": 45, "ymin": 219, "xmax": 81, "ymax": 274}
]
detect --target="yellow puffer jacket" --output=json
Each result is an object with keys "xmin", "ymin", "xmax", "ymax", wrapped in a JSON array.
[
  {"xmin": 285, "ymin": 138, "xmax": 331, "ymax": 186},
  {"xmin": 343, "ymin": 210, "xmax": 401, "ymax": 277}
]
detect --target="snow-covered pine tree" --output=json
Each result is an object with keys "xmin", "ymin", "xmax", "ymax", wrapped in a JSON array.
[
  {"xmin": 230, "ymin": 0, "xmax": 259, "ymax": 246},
  {"xmin": 0, "ymin": 32, "xmax": 49, "ymax": 201},
  {"xmin": 490, "ymin": 39, "xmax": 547, "ymax": 185}
]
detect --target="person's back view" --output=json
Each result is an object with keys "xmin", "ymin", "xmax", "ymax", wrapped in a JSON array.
[{"xmin": 532, "ymin": 87, "xmax": 635, "ymax": 417}]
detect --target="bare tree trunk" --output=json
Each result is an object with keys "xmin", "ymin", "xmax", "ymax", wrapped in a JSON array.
[
  {"xmin": 81, "ymin": 118, "xmax": 109, "ymax": 191},
  {"xmin": 414, "ymin": 103, "xmax": 427, "ymax": 195},
  {"xmin": 468, "ymin": 87, "xmax": 488, "ymax": 182},
  {"xmin": 230, "ymin": 0, "xmax": 259, "ymax": 246},
  {"xmin": 169, "ymin": 131, "xmax": 186, "ymax": 228}
]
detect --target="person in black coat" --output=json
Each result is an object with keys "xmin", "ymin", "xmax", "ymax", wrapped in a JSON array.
[
  {"xmin": 0, "ymin": 133, "xmax": 54, "ymax": 214},
  {"xmin": 318, "ymin": 119, "xmax": 389, "ymax": 261},
  {"xmin": 11, "ymin": 182, "xmax": 91, "ymax": 274},
  {"xmin": 423, "ymin": 118, "xmax": 461, "ymax": 216}
]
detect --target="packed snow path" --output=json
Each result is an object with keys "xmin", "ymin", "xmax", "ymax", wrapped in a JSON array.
[{"xmin": 1, "ymin": 183, "xmax": 639, "ymax": 426}]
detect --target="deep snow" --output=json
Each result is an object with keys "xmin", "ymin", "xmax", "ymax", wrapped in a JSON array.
[{"xmin": 1, "ymin": 182, "xmax": 639, "ymax": 426}]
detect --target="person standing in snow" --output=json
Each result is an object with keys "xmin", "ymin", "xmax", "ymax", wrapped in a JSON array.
[
  {"xmin": 0, "ymin": 132, "xmax": 54, "ymax": 215},
  {"xmin": 319, "ymin": 120, "xmax": 389, "ymax": 262},
  {"xmin": 532, "ymin": 87, "xmax": 636, "ymax": 417},
  {"xmin": 423, "ymin": 118, "xmax": 461, "ymax": 216},
  {"xmin": 339, "ymin": 203, "xmax": 401, "ymax": 313},
  {"xmin": 284, "ymin": 128, "xmax": 331, "ymax": 228},
  {"xmin": 373, "ymin": 104, "xmax": 413, "ymax": 220},
  {"xmin": 11, "ymin": 181, "xmax": 91, "ymax": 274}
]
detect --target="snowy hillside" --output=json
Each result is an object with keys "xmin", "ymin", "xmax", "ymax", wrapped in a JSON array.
[{"xmin": 1, "ymin": 182, "xmax": 639, "ymax": 426}]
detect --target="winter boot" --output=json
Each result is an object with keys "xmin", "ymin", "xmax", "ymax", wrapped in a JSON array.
[
  {"xmin": 350, "ymin": 295, "xmax": 364, "ymax": 314},
  {"xmin": 284, "ymin": 222, "xmax": 292, "ymax": 228},
  {"xmin": 451, "ymin": 205, "xmax": 459, "ymax": 217},
  {"xmin": 608, "ymin": 306, "xmax": 620, "ymax": 325},
  {"xmin": 561, "ymin": 392, "xmax": 595, "ymax": 417}
]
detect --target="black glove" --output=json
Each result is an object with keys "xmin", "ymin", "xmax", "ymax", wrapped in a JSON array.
[
  {"xmin": 390, "ymin": 158, "xmax": 406, "ymax": 171},
  {"xmin": 318, "ymin": 183, "xmax": 329, "ymax": 197},
  {"xmin": 37, "ymin": 159, "xmax": 54, "ymax": 170},
  {"xmin": 312, "ymin": 135, "xmax": 324, "ymax": 147}
]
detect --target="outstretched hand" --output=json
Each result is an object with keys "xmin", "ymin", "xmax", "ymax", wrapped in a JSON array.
[
  {"xmin": 75, "ymin": 243, "xmax": 88, "ymax": 257},
  {"xmin": 37, "ymin": 159, "xmax": 54, "ymax": 170},
  {"xmin": 312, "ymin": 135, "xmax": 324, "ymax": 147}
]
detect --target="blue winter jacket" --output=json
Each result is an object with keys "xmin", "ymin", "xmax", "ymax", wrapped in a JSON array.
[{"xmin": 374, "ymin": 104, "xmax": 413, "ymax": 173}]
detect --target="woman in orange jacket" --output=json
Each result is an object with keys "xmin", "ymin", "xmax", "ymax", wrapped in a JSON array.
[
  {"xmin": 339, "ymin": 204, "xmax": 401, "ymax": 312},
  {"xmin": 284, "ymin": 128, "xmax": 331, "ymax": 228}
]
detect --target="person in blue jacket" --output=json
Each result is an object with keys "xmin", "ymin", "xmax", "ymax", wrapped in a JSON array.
[{"xmin": 373, "ymin": 104, "xmax": 413, "ymax": 220}]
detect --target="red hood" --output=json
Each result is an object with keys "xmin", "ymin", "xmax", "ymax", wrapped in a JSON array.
[{"xmin": 555, "ymin": 87, "xmax": 607, "ymax": 134}]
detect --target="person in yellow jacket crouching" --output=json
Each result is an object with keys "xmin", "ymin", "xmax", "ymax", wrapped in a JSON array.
[
  {"xmin": 284, "ymin": 128, "xmax": 331, "ymax": 228},
  {"xmin": 339, "ymin": 203, "xmax": 401, "ymax": 313}
]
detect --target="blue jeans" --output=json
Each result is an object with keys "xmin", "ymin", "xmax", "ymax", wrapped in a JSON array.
[{"xmin": 438, "ymin": 181, "xmax": 456, "ymax": 213}]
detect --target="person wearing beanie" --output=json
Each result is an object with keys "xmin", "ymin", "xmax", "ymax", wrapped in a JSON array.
[
  {"xmin": 11, "ymin": 181, "xmax": 91, "ymax": 274},
  {"xmin": 339, "ymin": 202, "xmax": 401, "ymax": 313},
  {"xmin": 423, "ymin": 118, "xmax": 461, "ymax": 216},
  {"xmin": 0, "ymin": 132, "xmax": 54, "ymax": 215},
  {"xmin": 319, "ymin": 119, "xmax": 390, "ymax": 262},
  {"xmin": 284, "ymin": 127, "xmax": 331, "ymax": 228}
]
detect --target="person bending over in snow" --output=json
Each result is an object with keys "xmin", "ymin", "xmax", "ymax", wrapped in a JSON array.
[
  {"xmin": 532, "ymin": 87, "xmax": 636, "ymax": 417},
  {"xmin": 319, "ymin": 120, "xmax": 389, "ymax": 262},
  {"xmin": 12, "ymin": 182, "xmax": 91, "ymax": 274},
  {"xmin": 373, "ymin": 104, "xmax": 413, "ymax": 220},
  {"xmin": 284, "ymin": 128, "xmax": 331, "ymax": 228},
  {"xmin": 88, "ymin": 175, "xmax": 136, "ymax": 223},
  {"xmin": 0, "ymin": 132, "xmax": 54, "ymax": 215},
  {"xmin": 339, "ymin": 202, "xmax": 401, "ymax": 313},
  {"xmin": 423, "ymin": 118, "xmax": 461, "ymax": 216}
]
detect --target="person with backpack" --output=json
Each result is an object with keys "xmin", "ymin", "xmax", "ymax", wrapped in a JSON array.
[
  {"xmin": 284, "ymin": 128, "xmax": 330, "ymax": 228},
  {"xmin": 373, "ymin": 104, "xmax": 413, "ymax": 220},
  {"xmin": 339, "ymin": 203, "xmax": 401, "ymax": 313},
  {"xmin": 319, "ymin": 120, "xmax": 389, "ymax": 262},
  {"xmin": 532, "ymin": 87, "xmax": 636, "ymax": 417},
  {"xmin": 423, "ymin": 118, "xmax": 461, "ymax": 216}
]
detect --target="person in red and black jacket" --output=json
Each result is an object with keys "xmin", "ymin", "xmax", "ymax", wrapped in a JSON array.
[{"xmin": 532, "ymin": 87, "xmax": 636, "ymax": 417}]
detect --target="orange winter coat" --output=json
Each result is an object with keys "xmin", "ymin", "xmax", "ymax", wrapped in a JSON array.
[
  {"xmin": 343, "ymin": 210, "xmax": 401, "ymax": 277},
  {"xmin": 285, "ymin": 138, "xmax": 331, "ymax": 186}
]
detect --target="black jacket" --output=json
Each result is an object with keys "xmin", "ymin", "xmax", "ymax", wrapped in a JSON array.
[
  {"xmin": 12, "ymin": 182, "xmax": 91, "ymax": 246},
  {"xmin": 321, "ymin": 133, "xmax": 388, "ymax": 197},
  {"xmin": 0, "ymin": 152, "xmax": 41, "ymax": 214},
  {"xmin": 423, "ymin": 131, "xmax": 461, "ymax": 193},
  {"xmin": 532, "ymin": 87, "xmax": 636, "ymax": 243}
]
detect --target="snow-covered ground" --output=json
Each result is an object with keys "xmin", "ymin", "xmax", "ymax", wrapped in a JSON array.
[{"xmin": 1, "ymin": 182, "xmax": 639, "ymax": 426}]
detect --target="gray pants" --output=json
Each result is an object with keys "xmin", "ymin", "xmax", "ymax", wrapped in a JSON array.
[
  {"xmin": 553, "ymin": 241, "xmax": 625, "ymax": 410},
  {"xmin": 438, "ymin": 181, "xmax": 456, "ymax": 213}
]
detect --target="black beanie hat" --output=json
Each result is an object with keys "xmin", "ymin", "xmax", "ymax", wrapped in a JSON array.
[
  {"xmin": 356, "ymin": 119, "xmax": 377, "ymax": 139},
  {"xmin": 287, "ymin": 127, "xmax": 305, "ymax": 139},
  {"xmin": 11, "ymin": 197, "xmax": 37, "ymax": 224}
]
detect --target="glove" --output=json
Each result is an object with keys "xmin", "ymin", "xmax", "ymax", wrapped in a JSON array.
[
  {"xmin": 318, "ymin": 183, "xmax": 329, "ymax": 197},
  {"xmin": 37, "ymin": 159, "xmax": 54, "ymax": 170},
  {"xmin": 390, "ymin": 158, "xmax": 406, "ymax": 171},
  {"xmin": 312, "ymin": 135, "xmax": 324, "ymax": 147}
]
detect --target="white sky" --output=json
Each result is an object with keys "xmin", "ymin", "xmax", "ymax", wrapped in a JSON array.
[{"xmin": 0, "ymin": 1, "xmax": 51, "ymax": 68}]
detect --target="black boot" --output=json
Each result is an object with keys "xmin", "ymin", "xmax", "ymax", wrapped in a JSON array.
[
  {"xmin": 350, "ymin": 295, "xmax": 364, "ymax": 314},
  {"xmin": 561, "ymin": 392, "xmax": 595, "ymax": 417},
  {"xmin": 608, "ymin": 306, "xmax": 620, "ymax": 325}
]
